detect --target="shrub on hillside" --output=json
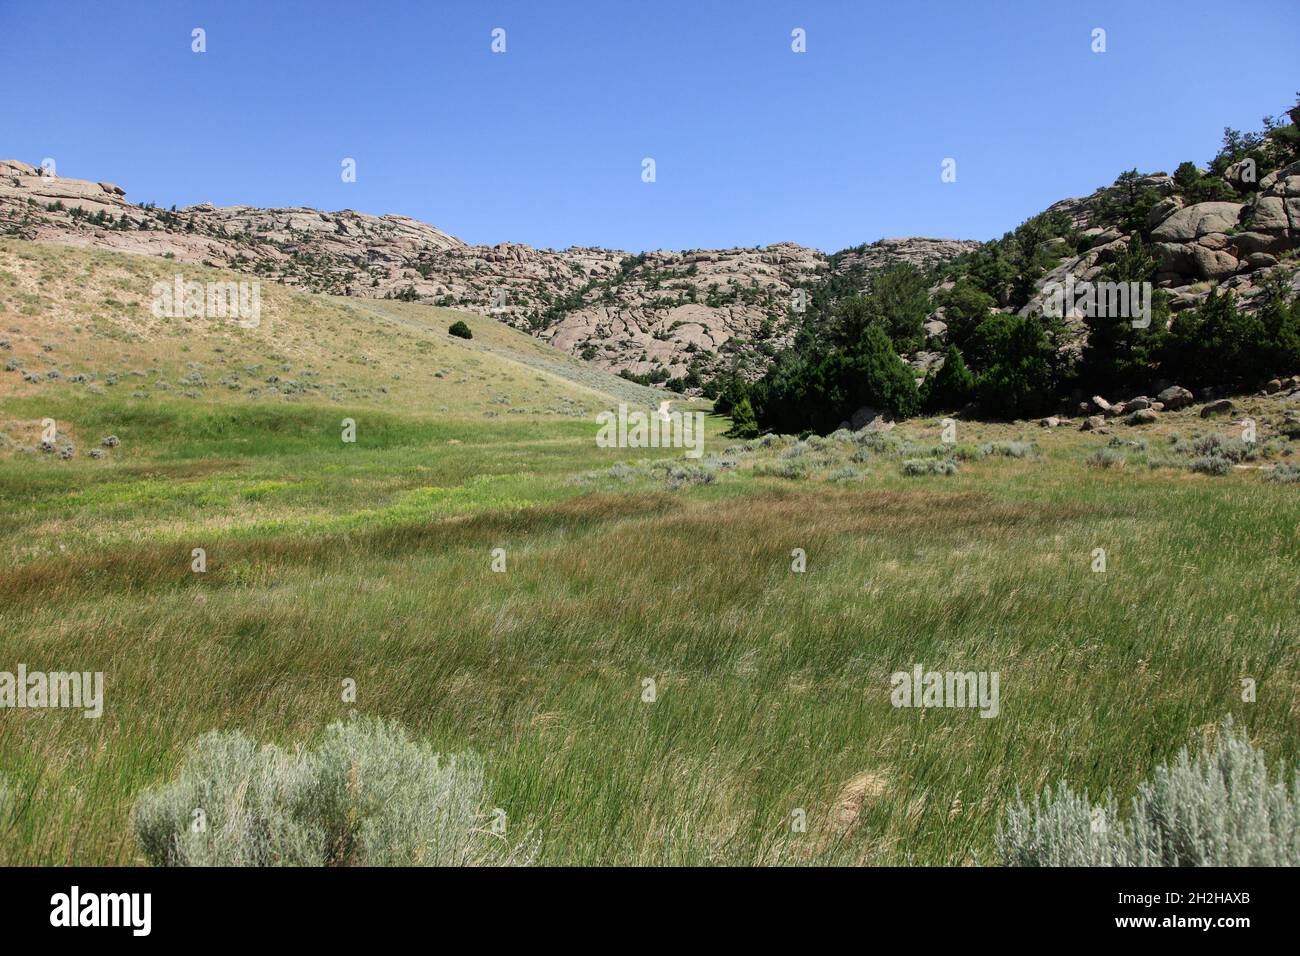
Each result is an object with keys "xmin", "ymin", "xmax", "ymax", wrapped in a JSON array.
[
  {"xmin": 901, "ymin": 458, "xmax": 959, "ymax": 476},
  {"xmin": 1161, "ymin": 287, "xmax": 1300, "ymax": 389},
  {"xmin": 921, "ymin": 345, "xmax": 976, "ymax": 412},
  {"xmin": 1190, "ymin": 454, "xmax": 1234, "ymax": 476},
  {"xmin": 750, "ymin": 322, "xmax": 919, "ymax": 434},
  {"xmin": 726, "ymin": 396, "xmax": 759, "ymax": 438},
  {"xmin": 1086, "ymin": 448, "xmax": 1125, "ymax": 469},
  {"xmin": 971, "ymin": 313, "xmax": 1055, "ymax": 419},
  {"xmin": 133, "ymin": 717, "xmax": 520, "ymax": 866},
  {"xmin": 858, "ymin": 264, "xmax": 932, "ymax": 352},
  {"xmin": 999, "ymin": 718, "xmax": 1299, "ymax": 866},
  {"xmin": 934, "ymin": 280, "xmax": 996, "ymax": 357},
  {"xmin": 448, "ymin": 320, "xmax": 473, "ymax": 339}
]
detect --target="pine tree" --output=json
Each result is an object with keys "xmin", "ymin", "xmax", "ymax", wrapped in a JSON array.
[{"xmin": 922, "ymin": 345, "xmax": 976, "ymax": 412}]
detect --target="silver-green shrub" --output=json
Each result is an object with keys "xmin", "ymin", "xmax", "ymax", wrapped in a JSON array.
[
  {"xmin": 133, "ymin": 717, "xmax": 522, "ymax": 866},
  {"xmin": 1190, "ymin": 454, "xmax": 1233, "ymax": 475},
  {"xmin": 1266, "ymin": 463, "xmax": 1300, "ymax": 483},
  {"xmin": 902, "ymin": 458, "xmax": 959, "ymax": 476},
  {"xmin": 1000, "ymin": 719, "xmax": 1299, "ymax": 866}
]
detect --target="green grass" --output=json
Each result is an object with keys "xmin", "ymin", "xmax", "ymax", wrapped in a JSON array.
[
  {"xmin": 1, "ymin": 392, "xmax": 1297, "ymax": 866},
  {"xmin": 1, "ymin": 239, "xmax": 1295, "ymax": 866}
]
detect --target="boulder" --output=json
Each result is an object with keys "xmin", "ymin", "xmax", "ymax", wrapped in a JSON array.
[
  {"xmin": 1157, "ymin": 385, "xmax": 1193, "ymax": 410},
  {"xmin": 1150, "ymin": 201, "xmax": 1245, "ymax": 242},
  {"xmin": 1155, "ymin": 242, "xmax": 1197, "ymax": 276},
  {"xmin": 1127, "ymin": 408, "xmax": 1159, "ymax": 425},
  {"xmin": 1121, "ymin": 397, "xmax": 1151, "ymax": 413},
  {"xmin": 1200, "ymin": 399, "xmax": 1236, "ymax": 418},
  {"xmin": 1081, "ymin": 415, "xmax": 1106, "ymax": 432},
  {"xmin": 1145, "ymin": 195, "xmax": 1185, "ymax": 231},
  {"xmin": 1250, "ymin": 196, "xmax": 1291, "ymax": 233},
  {"xmin": 1139, "ymin": 174, "xmax": 1177, "ymax": 195},
  {"xmin": 850, "ymin": 406, "xmax": 894, "ymax": 431},
  {"xmin": 1092, "ymin": 237, "xmax": 1131, "ymax": 264},
  {"xmin": 923, "ymin": 318, "xmax": 948, "ymax": 340},
  {"xmin": 1246, "ymin": 252, "xmax": 1279, "ymax": 269},
  {"xmin": 1232, "ymin": 231, "xmax": 1287, "ymax": 256},
  {"xmin": 1192, "ymin": 244, "xmax": 1239, "ymax": 280},
  {"xmin": 1091, "ymin": 395, "xmax": 1114, "ymax": 413},
  {"xmin": 1224, "ymin": 160, "xmax": 1256, "ymax": 189}
]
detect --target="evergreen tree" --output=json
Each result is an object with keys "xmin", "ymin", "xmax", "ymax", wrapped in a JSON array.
[
  {"xmin": 726, "ymin": 397, "xmax": 759, "ymax": 438},
  {"xmin": 973, "ymin": 314, "xmax": 1054, "ymax": 419},
  {"xmin": 921, "ymin": 345, "xmax": 976, "ymax": 412}
]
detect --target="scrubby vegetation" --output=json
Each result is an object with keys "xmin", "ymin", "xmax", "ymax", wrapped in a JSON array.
[
  {"xmin": 711, "ymin": 99, "xmax": 1300, "ymax": 435},
  {"xmin": 134, "ymin": 717, "xmax": 523, "ymax": 866},
  {"xmin": 1000, "ymin": 719, "xmax": 1299, "ymax": 866}
]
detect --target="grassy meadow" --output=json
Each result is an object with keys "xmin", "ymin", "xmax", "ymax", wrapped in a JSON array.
[{"xmin": 1, "ymin": 242, "xmax": 1297, "ymax": 865}]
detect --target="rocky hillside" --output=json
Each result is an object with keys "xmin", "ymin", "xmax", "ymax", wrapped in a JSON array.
[
  {"xmin": 1021, "ymin": 164, "xmax": 1300, "ymax": 327},
  {"xmin": 0, "ymin": 159, "xmax": 974, "ymax": 385}
]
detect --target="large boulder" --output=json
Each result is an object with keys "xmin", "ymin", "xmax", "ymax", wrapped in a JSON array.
[
  {"xmin": 1145, "ymin": 195, "xmax": 1185, "ymax": 231},
  {"xmin": 923, "ymin": 318, "xmax": 948, "ymax": 340},
  {"xmin": 1230, "ymin": 231, "xmax": 1285, "ymax": 255},
  {"xmin": 1192, "ymin": 244, "xmax": 1239, "ymax": 280},
  {"xmin": 1157, "ymin": 385, "xmax": 1193, "ymax": 410},
  {"xmin": 850, "ymin": 406, "xmax": 894, "ymax": 431},
  {"xmin": 1238, "ymin": 160, "xmax": 1300, "ymax": 257},
  {"xmin": 1155, "ymin": 242, "xmax": 1198, "ymax": 277},
  {"xmin": 1250, "ymin": 196, "xmax": 1291, "ymax": 233},
  {"xmin": 1150, "ymin": 201, "xmax": 1245, "ymax": 242}
]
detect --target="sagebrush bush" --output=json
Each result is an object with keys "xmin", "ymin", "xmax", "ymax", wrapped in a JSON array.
[
  {"xmin": 827, "ymin": 465, "xmax": 866, "ymax": 482},
  {"xmin": 901, "ymin": 458, "xmax": 958, "ymax": 476},
  {"xmin": 754, "ymin": 460, "xmax": 808, "ymax": 480},
  {"xmin": 1086, "ymin": 448, "xmax": 1125, "ymax": 469},
  {"xmin": 980, "ymin": 441, "xmax": 1033, "ymax": 458},
  {"xmin": 1266, "ymin": 462, "xmax": 1300, "ymax": 483},
  {"xmin": 133, "ymin": 717, "xmax": 523, "ymax": 866},
  {"xmin": 1190, "ymin": 454, "xmax": 1234, "ymax": 476},
  {"xmin": 999, "ymin": 719, "xmax": 1299, "ymax": 866},
  {"xmin": 1193, "ymin": 433, "xmax": 1257, "ymax": 462}
]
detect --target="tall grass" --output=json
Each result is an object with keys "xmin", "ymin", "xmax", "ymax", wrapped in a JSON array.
[{"xmin": 1, "ymin": 397, "xmax": 1297, "ymax": 865}]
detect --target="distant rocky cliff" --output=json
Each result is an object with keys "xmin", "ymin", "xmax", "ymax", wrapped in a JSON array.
[{"xmin": 0, "ymin": 159, "xmax": 975, "ymax": 382}]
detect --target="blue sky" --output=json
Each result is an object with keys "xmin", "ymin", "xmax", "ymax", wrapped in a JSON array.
[{"xmin": 2, "ymin": 1, "xmax": 1297, "ymax": 252}]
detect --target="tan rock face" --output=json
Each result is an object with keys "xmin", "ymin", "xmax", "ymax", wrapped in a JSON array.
[
  {"xmin": 0, "ymin": 161, "xmax": 976, "ymax": 383},
  {"xmin": 1150, "ymin": 201, "xmax": 1244, "ymax": 242},
  {"xmin": 1192, "ymin": 245, "xmax": 1238, "ymax": 280}
]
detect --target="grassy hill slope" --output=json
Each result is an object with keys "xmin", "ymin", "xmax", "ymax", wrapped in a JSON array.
[{"xmin": 0, "ymin": 239, "xmax": 673, "ymax": 416}]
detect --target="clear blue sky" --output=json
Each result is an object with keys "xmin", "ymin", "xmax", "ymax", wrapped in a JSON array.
[{"xmin": 2, "ymin": 1, "xmax": 1296, "ymax": 252}]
